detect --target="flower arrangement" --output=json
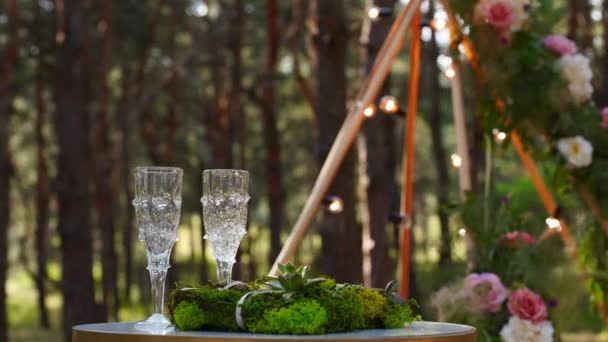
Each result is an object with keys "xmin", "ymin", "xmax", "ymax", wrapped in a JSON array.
[
  {"xmin": 167, "ymin": 264, "xmax": 420, "ymax": 334},
  {"xmin": 433, "ymin": 272, "xmax": 554, "ymax": 341},
  {"xmin": 450, "ymin": 0, "xmax": 608, "ymax": 323}
]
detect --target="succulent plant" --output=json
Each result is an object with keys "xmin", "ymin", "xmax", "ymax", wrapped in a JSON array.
[{"xmin": 264, "ymin": 263, "xmax": 327, "ymax": 299}]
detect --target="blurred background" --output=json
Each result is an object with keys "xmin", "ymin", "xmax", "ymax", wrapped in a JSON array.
[{"xmin": 0, "ymin": 0, "xmax": 607, "ymax": 341}]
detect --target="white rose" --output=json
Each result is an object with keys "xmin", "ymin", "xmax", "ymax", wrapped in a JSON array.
[
  {"xmin": 510, "ymin": 0, "xmax": 529, "ymax": 31},
  {"xmin": 500, "ymin": 316, "xmax": 554, "ymax": 342},
  {"xmin": 568, "ymin": 81, "xmax": 593, "ymax": 104},
  {"xmin": 557, "ymin": 54, "xmax": 593, "ymax": 104},
  {"xmin": 557, "ymin": 136, "xmax": 593, "ymax": 168}
]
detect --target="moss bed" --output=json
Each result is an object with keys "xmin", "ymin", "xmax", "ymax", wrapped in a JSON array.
[{"xmin": 167, "ymin": 265, "xmax": 420, "ymax": 334}]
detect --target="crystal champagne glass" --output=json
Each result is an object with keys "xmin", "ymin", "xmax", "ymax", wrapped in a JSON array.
[
  {"xmin": 132, "ymin": 167, "xmax": 183, "ymax": 332},
  {"xmin": 201, "ymin": 169, "xmax": 250, "ymax": 284}
]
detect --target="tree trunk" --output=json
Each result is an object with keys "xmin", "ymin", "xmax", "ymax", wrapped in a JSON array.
[
  {"xmin": 92, "ymin": 0, "xmax": 118, "ymax": 320},
  {"xmin": 263, "ymin": 0, "xmax": 284, "ymax": 266},
  {"xmin": 360, "ymin": 0, "xmax": 398, "ymax": 288},
  {"xmin": 34, "ymin": 11, "xmax": 50, "ymax": 326},
  {"xmin": 228, "ymin": 0, "xmax": 249, "ymax": 280},
  {"xmin": 308, "ymin": 0, "xmax": 362, "ymax": 283},
  {"xmin": 118, "ymin": 62, "xmax": 134, "ymax": 301},
  {"xmin": 426, "ymin": 0, "xmax": 452, "ymax": 265},
  {"xmin": 54, "ymin": 0, "xmax": 101, "ymax": 337},
  {"xmin": 135, "ymin": 0, "xmax": 163, "ymax": 164},
  {"xmin": 0, "ymin": 1, "xmax": 18, "ymax": 340}
]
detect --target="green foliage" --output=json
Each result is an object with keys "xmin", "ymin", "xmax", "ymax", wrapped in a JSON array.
[
  {"xmin": 247, "ymin": 300, "xmax": 328, "ymax": 335},
  {"xmin": 173, "ymin": 302, "xmax": 208, "ymax": 331},
  {"xmin": 450, "ymin": 0, "xmax": 608, "ymax": 323}
]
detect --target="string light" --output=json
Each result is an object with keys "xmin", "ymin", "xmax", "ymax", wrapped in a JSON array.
[
  {"xmin": 322, "ymin": 196, "xmax": 344, "ymax": 214},
  {"xmin": 458, "ymin": 228, "xmax": 467, "ymax": 237},
  {"xmin": 367, "ymin": 6, "xmax": 393, "ymax": 20},
  {"xmin": 363, "ymin": 105, "xmax": 376, "ymax": 118},
  {"xmin": 451, "ymin": 153, "xmax": 462, "ymax": 168},
  {"xmin": 545, "ymin": 217, "xmax": 562, "ymax": 231},
  {"xmin": 367, "ymin": 6, "xmax": 380, "ymax": 20},
  {"xmin": 379, "ymin": 95, "xmax": 399, "ymax": 114},
  {"xmin": 445, "ymin": 67, "xmax": 456, "ymax": 79},
  {"xmin": 492, "ymin": 128, "xmax": 507, "ymax": 142},
  {"xmin": 431, "ymin": 18, "xmax": 447, "ymax": 31}
]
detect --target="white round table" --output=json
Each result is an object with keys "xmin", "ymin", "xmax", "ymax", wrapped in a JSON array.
[{"xmin": 72, "ymin": 321, "xmax": 476, "ymax": 342}]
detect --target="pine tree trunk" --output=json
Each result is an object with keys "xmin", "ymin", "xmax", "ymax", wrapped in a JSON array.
[
  {"xmin": 34, "ymin": 21, "xmax": 50, "ymax": 326},
  {"xmin": 263, "ymin": 0, "xmax": 284, "ymax": 265},
  {"xmin": 92, "ymin": 0, "xmax": 118, "ymax": 320},
  {"xmin": 118, "ymin": 62, "xmax": 134, "ymax": 301},
  {"xmin": 0, "ymin": 1, "xmax": 18, "ymax": 340},
  {"xmin": 426, "ymin": 0, "xmax": 452, "ymax": 265},
  {"xmin": 308, "ymin": 0, "xmax": 362, "ymax": 283},
  {"xmin": 54, "ymin": 0, "xmax": 101, "ymax": 337},
  {"xmin": 360, "ymin": 0, "xmax": 398, "ymax": 288}
]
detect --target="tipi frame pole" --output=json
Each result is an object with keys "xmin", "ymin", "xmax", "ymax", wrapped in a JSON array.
[{"xmin": 269, "ymin": 0, "xmax": 422, "ymax": 276}]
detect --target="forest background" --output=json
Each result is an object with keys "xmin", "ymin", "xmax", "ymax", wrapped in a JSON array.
[{"xmin": 0, "ymin": 0, "xmax": 607, "ymax": 341}]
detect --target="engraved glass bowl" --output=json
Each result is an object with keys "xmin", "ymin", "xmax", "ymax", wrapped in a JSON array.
[{"xmin": 201, "ymin": 169, "xmax": 250, "ymax": 284}]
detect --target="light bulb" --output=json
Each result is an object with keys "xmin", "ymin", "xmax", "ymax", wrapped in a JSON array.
[
  {"xmin": 431, "ymin": 18, "xmax": 447, "ymax": 31},
  {"xmin": 458, "ymin": 228, "xmax": 466, "ymax": 237},
  {"xmin": 363, "ymin": 105, "xmax": 376, "ymax": 118},
  {"xmin": 451, "ymin": 153, "xmax": 462, "ymax": 168},
  {"xmin": 493, "ymin": 128, "xmax": 507, "ymax": 142},
  {"xmin": 327, "ymin": 197, "xmax": 344, "ymax": 214},
  {"xmin": 379, "ymin": 95, "xmax": 399, "ymax": 114},
  {"xmin": 367, "ymin": 6, "xmax": 380, "ymax": 20},
  {"xmin": 545, "ymin": 217, "xmax": 561, "ymax": 231},
  {"xmin": 445, "ymin": 67, "xmax": 456, "ymax": 79}
]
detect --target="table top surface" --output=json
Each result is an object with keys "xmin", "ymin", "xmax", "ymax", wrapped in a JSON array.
[{"xmin": 73, "ymin": 321, "xmax": 475, "ymax": 341}]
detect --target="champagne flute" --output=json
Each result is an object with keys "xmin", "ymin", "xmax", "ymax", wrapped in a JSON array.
[
  {"xmin": 201, "ymin": 169, "xmax": 250, "ymax": 284},
  {"xmin": 132, "ymin": 166, "xmax": 183, "ymax": 333}
]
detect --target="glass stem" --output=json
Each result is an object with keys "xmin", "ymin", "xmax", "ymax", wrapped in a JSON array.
[
  {"xmin": 216, "ymin": 260, "xmax": 234, "ymax": 284},
  {"xmin": 149, "ymin": 267, "xmax": 168, "ymax": 315}
]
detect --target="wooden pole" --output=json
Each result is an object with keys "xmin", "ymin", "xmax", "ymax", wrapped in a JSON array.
[
  {"xmin": 399, "ymin": 10, "xmax": 421, "ymax": 299},
  {"xmin": 269, "ymin": 0, "xmax": 422, "ymax": 276}
]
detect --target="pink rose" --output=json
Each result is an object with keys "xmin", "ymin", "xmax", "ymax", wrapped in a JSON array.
[
  {"xmin": 499, "ymin": 231, "xmax": 536, "ymax": 249},
  {"xmin": 544, "ymin": 35, "xmax": 577, "ymax": 56},
  {"xmin": 508, "ymin": 288, "xmax": 548, "ymax": 324},
  {"xmin": 464, "ymin": 273, "xmax": 508, "ymax": 312},
  {"xmin": 601, "ymin": 107, "xmax": 608, "ymax": 128},
  {"xmin": 483, "ymin": 0, "xmax": 515, "ymax": 30}
]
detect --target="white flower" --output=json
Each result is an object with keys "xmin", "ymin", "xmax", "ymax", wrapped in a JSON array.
[
  {"xmin": 510, "ymin": 0, "xmax": 529, "ymax": 31},
  {"xmin": 557, "ymin": 54, "xmax": 594, "ymax": 104},
  {"xmin": 500, "ymin": 316, "xmax": 554, "ymax": 342},
  {"xmin": 557, "ymin": 136, "xmax": 593, "ymax": 168}
]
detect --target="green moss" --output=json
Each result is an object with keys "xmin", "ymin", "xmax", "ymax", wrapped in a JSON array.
[
  {"xmin": 166, "ymin": 274, "xmax": 420, "ymax": 334},
  {"xmin": 247, "ymin": 300, "xmax": 327, "ymax": 335},
  {"xmin": 173, "ymin": 302, "xmax": 208, "ymax": 331},
  {"xmin": 383, "ymin": 301, "xmax": 419, "ymax": 329},
  {"xmin": 358, "ymin": 287, "xmax": 387, "ymax": 328},
  {"xmin": 168, "ymin": 285, "xmax": 245, "ymax": 331},
  {"xmin": 321, "ymin": 286, "xmax": 366, "ymax": 333}
]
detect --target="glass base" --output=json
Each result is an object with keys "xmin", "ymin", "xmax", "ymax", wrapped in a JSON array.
[{"xmin": 134, "ymin": 313, "xmax": 174, "ymax": 334}]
